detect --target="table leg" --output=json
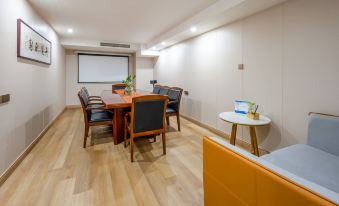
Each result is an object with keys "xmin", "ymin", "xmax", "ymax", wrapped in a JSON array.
[
  {"xmin": 249, "ymin": 126, "xmax": 259, "ymax": 156},
  {"xmin": 113, "ymin": 109, "xmax": 118, "ymax": 145},
  {"xmin": 230, "ymin": 124, "xmax": 237, "ymax": 145}
]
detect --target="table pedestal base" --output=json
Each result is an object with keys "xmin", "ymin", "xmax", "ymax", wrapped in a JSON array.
[{"xmin": 113, "ymin": 107, "xmax": 130, "ymax": 145}]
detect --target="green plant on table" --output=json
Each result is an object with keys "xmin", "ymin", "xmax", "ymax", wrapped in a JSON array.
[
  {"xmin": 122, "ymin": 74, "xmax": 136, "ymax": 95},
  {"xmin": 248, "ymin": 102, "xmax": 256, "ymax": 113}
]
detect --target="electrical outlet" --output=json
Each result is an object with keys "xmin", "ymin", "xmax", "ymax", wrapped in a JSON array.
[{"xmin": 238, "ymin": 64, "xmax": 244, "ymax": 70}]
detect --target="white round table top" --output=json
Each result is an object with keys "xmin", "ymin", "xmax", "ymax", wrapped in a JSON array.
[{"xmin": 219, "ymin": 111, "xmax": 271, "ymax": 126}]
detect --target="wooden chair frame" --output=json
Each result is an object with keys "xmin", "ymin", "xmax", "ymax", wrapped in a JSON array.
[
  {"xmin": 124, "ymin": 95, "xmax": 168, "ymax": 162},
  {"xmin": 112, "ymin": 83, "xmax": 127, "ymax": 93},
  {"xmin": 166, "ymin": 87, "xmax": 183, "ymax": 131},
  {"xmin": 78, "ymin": 92, "xmax": 113, "ymax": 148}
]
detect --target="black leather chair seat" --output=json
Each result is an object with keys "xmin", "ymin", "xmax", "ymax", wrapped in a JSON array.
[
  {"xmin": 166, "ymin": 107, "xmax": 176, "ymax": 113},
  {"xmin": 89, "ymin": 111, "xmax": 112, "ymax": 123}
]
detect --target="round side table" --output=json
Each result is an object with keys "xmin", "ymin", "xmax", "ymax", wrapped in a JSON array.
[{"xmin": 219, "ymin": 111, "xmax": 271, "ymax": 156}]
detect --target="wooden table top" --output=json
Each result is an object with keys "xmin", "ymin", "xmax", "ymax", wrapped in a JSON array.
[{"xmin": 101, "ymin": 90, "xmax": 151, "ymax": 109}]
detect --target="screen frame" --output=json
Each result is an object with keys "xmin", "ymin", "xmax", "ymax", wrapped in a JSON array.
[{"xmin": 77, "ymin": 53, "xmax": 130, "ymax": 84}]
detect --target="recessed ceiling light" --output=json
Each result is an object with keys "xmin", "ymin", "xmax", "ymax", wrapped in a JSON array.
[
  {"xmin": 67, "ymin": 28, "xmax": 73, "ymax": 33},
  {"xmin": 190, "ymin": 27, "xmax": 197, "ymax": 32},
  {"xmin": 152, "ymin": 47, "xmax": 156, "ymax": 50},
  {"xmin": 161, "ymin": 42, "xmax": 166, "ymax": 46}
]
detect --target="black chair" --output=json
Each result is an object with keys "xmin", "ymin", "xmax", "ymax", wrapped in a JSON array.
[
  {"xmin": 82, "ymin": 87, "xmax": 102, "ymax": 102},
  {"xmin": 80, "ymin": 88, "xmax": 104, "ymax": 109},
  {"xmin": 124, "ymin": 95, "xmax": 168, "ymax": 162},
  {"xmin": 158, "ymin": 86, "xmax": 170, "ymax": 95},
  {"xmin": 78, "ymin": 90, "xmax": 113, "ymax": 148},
  {"xmin": 152, "ymin": 84, "xmax": 161, "ymax": 94},
  {"xmin": 166, "ymin": 87, "xmax": 183, "ymax": 131}
]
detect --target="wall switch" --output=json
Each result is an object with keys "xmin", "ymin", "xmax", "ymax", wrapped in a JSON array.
[
  {"xmin": 238, "ymin": 64, "xmax": 244, "ymax": 70},
  {"xmin": 184, "ymin": 91, "xmax": 189, "ymax": 95},
  {"xmin": 0, "ymin": 94, "xmax": 10, "ymax": 104}
]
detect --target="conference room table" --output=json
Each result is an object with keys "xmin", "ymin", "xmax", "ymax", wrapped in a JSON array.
[{"xmin": 101, "ymin": 89, "xmax": 152, "ymax": 144}]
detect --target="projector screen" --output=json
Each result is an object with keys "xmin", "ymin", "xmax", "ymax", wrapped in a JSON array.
[{"xmin": 78, "ymin": 54, "xmax": 129, "ymax": 83}]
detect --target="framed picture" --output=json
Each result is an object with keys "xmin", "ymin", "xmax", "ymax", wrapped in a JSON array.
[{"xmin": 17, "ymin": 19, "xmax": 51, "ymax": 65}]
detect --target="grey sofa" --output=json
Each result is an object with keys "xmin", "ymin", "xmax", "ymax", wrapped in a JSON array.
[
  {"xmin": 205, "ymin": 112, "xmax": 339, "ymax": 204},
  {"xmin": 262, "ymin": 113, "xmax": 339, "ymax": 194}
]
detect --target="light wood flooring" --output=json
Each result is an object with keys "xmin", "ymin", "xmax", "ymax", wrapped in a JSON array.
[{"xmin": 0, "ymin": 108, "xmax": 225, "ymax": 206}]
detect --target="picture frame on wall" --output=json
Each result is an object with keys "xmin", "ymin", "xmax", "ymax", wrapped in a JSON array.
[{"xmin": 17, "ymin": 19, "xmax": 52, "ymax": 65}]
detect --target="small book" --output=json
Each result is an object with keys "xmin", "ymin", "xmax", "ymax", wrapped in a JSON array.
[{"xmin": 234, "ymin": 100, "xmax": 250, "ymax": 114}]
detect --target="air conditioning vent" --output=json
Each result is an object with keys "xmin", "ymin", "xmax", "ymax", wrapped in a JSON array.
[{"xmin": 100, "ymin": 42, "xmax": 131, "ymax": 48}]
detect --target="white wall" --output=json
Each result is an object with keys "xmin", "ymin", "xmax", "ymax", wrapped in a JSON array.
[
  {"xmin": 154, "ymin": 0, "xmax": 339, "ymax": 152},
  {"xmin": 66, "ymin": 53, "xmax": 154, "ymax": 105},
  {"xmin": 136, "ymin": 57, "xmax": 154, "ymax": 92},
  {"xmin": 66, "ymin": 51, "xmax": 114, "ymax": 105},
  {"xmin": 0, "ymin": 0, "xmax": 66, "ymax": 174}
]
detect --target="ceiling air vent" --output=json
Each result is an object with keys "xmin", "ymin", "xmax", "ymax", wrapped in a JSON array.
[{"xmin": 100, "ymin": 42, "xmax": 131, "ymax": 48}]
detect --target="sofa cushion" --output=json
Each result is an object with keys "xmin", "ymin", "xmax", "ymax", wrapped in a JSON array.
[
  {"xmin": 261, "ymin": 144, "xmax": 339, "ymax": 193},
  {"xmin": 308, "ymin": 113, "xmax": 339, "ymax": 156}
]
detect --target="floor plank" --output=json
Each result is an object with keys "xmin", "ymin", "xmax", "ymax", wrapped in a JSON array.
[
  {"xmin": 0, "ymin": 108, "xmax": 252, "ymax": 205},
  {"xmin": 0, "ymin": 109, "xmax": 212, "ymax": 205}
]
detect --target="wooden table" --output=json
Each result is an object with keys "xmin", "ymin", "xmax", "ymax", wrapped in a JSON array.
[
  {"xmin": 101, "ymin": 89, "xmax": 151, "ymax": 144},
  {"xmin": 219, "ymin": 111, "xmax": 271, "ymax": 156}
]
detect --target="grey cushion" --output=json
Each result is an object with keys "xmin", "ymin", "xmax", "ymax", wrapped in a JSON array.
[
  {"xmin": 153, "ymin": 86, "xmax": 161, "ymax": 94},
  {"xmin": 89, "ymin": 111, "xmax": 112, "ymax": 122},
  {"xmin": 159, "ymin": 87, "xmax": 169, "ymax": 95},
  {"xmin": 308, "ymin": 113, "xmax": 339, "ymax": 156},
  {"xmin": 261, "ymin": 144, "xmax": 339, "ymax": 193},
  {"xmin": 168, "ymin": 89, "xmax": 181, "ymax": 101}
]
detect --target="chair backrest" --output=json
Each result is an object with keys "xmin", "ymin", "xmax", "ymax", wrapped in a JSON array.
[
  {"xmin": 307, "ymin": 112, "xmax": 339, "ymax": 156},
  {"xmin": 152, "ymin": 85, "xmax": 161, "ymax": 94},
  {"xmin": 158, "ymin": 86, "xmax": 170, "ymax": 95},
  {"xmin": 78, "ymin": 91, "xmax": 90, "ymax": 123},
  {"xmin": 82, "ymin": 87, "xmax": 89, "ymax": 97},
  {"xmin": 167, "ymin": 87, "xmax": 183, "ymax": 112},
  {"xmin": 131, "ymin": 95, "xmax": 168, "ymax": 134},
  {"xmin": 112, "ymin": 83, "xmax": 127, "ymax": 91}
]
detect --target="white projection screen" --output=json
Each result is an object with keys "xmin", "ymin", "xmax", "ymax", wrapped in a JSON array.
[{"xmin": 78, "ymin": 54, "xmax": 129, "ymax": 83}]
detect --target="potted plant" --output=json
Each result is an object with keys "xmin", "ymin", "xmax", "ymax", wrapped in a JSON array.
[{"xmin": 122, "ymin": 74, "xmax": 136, "ymax": 95}]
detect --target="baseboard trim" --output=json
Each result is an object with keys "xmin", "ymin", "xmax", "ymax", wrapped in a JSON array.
[
  {"xmin": 180, "ymin": 114, "xmax": 269, "ymax": 155},
  {"xmin": 66, "ymin": 105, "xmax": 81, "ymax": 109},
  {"xmin": 0, "ymin": 107, "xmax": 67, "ymax": 186}
]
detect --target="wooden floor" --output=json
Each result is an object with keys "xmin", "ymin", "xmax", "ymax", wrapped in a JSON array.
[{"xmin": 0, "ymin": 108, "xmax": 224, "ymax": 206}]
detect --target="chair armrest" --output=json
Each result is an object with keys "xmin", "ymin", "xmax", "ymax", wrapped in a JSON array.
[
  {"xmin": 89, "ymin": 95, "xmax": 101, "ymax": 98},
  {"xmin": 88, "ymin": 101, "xmax": 104, "ymax": 105},
  {"xmin": 168, "ymin": 100, "xmax": 178, "ymax": 105},
  {"xmin": 85, "ymin": 104, "xmax": 112, "ymax": 112}
]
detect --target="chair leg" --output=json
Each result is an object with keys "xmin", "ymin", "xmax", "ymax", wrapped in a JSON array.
[
  {"xmin": 124, "ymin": 125, "xmax": 127, "ymax": 148},
  {"xmin": 162, "ymin": 132, "xmax": 166, "ymax": 155},
  {"xmin": 176, "ymin": 114, "xmax": 181, "ymax": 131},
  {"xmin": 83, "ymin": 125, "xmax": 89, "ymax": 148},
  {"xmin": 130, "ymin": 137, "xmax": 134, "ymax": 162},
  {"xmin": 166, "ymin": 116, "xmax": 170, "ymax": 126}
]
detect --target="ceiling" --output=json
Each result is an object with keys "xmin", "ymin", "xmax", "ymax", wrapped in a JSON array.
[
  {"xmin": 28, "ymin": 0, "xmax": 218, "ymax": 44},
  {"xmin": 29, "ymin": 0, "xmax": 287, "ymax": 55}
]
